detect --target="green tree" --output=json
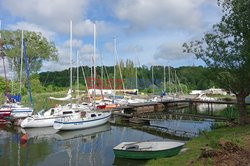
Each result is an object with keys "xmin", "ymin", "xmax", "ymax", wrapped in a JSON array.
[
  {"xmin": 1, "ymin": 30, "xmax": 58, "ymax": 74},
  {"xmin": 183, "ymin": 0, "xmax": 250, "ymax": 124}
]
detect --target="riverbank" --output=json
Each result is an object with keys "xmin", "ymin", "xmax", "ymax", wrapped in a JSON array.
[{"xmin": 146, "ymin": 124, "xmax": 250, "ymax": 166}]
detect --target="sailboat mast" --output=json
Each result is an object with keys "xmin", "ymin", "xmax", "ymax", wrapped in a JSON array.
[
  {"xmin": 163, "ymin": 66, "xmax": 166, "ymax": 92},
  {"xmin": 168, "ymin": 66, "xmax": 171, "ymax": 94},
  {"xmin": 135, "ymin": 62, "xmax": 137, "ymax": 90},
  {"xmin": 152, "ymin": 66, "xmax": 154, "ymax": 95},
  {"xmin": 70, "ymin": 20, "xmax": 73, "ymax": 106},
  {"xmin": 93, "ymin": 23, "xmax": 96, "ymax": 109},
  {"xmin": 77, "ymin": 50, "xmax": 79, "ymax": 105},
  {"xmin": 113, "ymin": 37, "xmax": 116, "ymax": 100},
  {"xmin": 101, "ymin": 54, "xmax": 104, "ymax": 90},
  {"xmin": 23, "ymin": 40, "xmax": 33, "ymax": 106},
  {"xmin": 19, "ymin": 30, "xmax": 24, "ymax": 95}
]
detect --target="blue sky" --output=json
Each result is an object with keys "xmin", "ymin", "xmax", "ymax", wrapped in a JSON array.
[{"xmin": 0, "ymin": 0, "xmax": 222, "ymax": 72}]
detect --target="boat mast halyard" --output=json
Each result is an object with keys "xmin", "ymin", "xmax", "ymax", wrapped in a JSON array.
[
  {"xmin": 70, "ymin": 20, "xmax": 73, "ymax": 107},
  {"xmin": 93, "ymin": 23, "xmax": 96, "ymax": 109}
]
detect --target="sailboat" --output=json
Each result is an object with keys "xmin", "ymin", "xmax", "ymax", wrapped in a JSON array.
[
  {"xmin": 10, "ymin": 31, "xmax": 34, "ymax": 120},
  {"xmin": 0, "ymin": 28, "xmax": 33, "ymax": 123},
  {"xmin": 21, "ymin": 21, "xmax": 91, "ymax": 128},
  {"xmin": 53, "ymin": 23, "xmax": 111, "ymax": 131}
]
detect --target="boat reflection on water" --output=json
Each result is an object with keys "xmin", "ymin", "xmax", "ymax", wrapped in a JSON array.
[
  {"xmin": 17, "ymin": 123, "xmax": 111, "ymax": 143},
  {"xmin": 56, "ymin": 123, "xmax": 111, "ymax": 140},
  {"xmin": 18, "ymin": 127, "xmax": 60, "ymax": 142}
]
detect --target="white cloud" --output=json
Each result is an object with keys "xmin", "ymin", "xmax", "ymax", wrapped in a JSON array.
[
  {"xmin": 2, "ymin": 0, "xmax": 114, "ymax": 37},
  {"xmin": 154, "ymin": 42, "xmax": 194, "ymax": 60},
  {"xmin": 123, "ymin": 44, "xmax": 143, "ymax": 53},
  {"xmin": 7, "ymin": 22, "xmax": 55, "ymax": 40},
  {"xmin": 114, "ymin": 0, "xmax": 217, "ymax": 31}
]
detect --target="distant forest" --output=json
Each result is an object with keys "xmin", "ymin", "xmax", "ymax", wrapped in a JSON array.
[{"xmin": 39, "ymin": 60, "xmax": 217, "ymax": 92}]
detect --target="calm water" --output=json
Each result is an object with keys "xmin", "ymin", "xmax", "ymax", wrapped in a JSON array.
[
  {"xmin": 1, "ymin": 103, "xmax": 227, "ymax": 166},
  {"xmin": 0, "ymin": 119, "xmax": 214, "ymax": 166},
  {"xmin": 0, "ymin": 124, "xmax": 169, "ymax": 166}
]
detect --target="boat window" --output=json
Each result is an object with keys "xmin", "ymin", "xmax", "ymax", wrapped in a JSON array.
[
  {"xmin": 98, "ymin": 114, "xmax": 101, "ymax": 116},
  {"xmin": 50, "ymin": 109, "xmax": 55, "ymax": 115},
  {"xmin": 91, "ymin": 114, "xmax": 96, "ymax": 117},
  {"xmin": 63, "ymin": 111, "xmax": 73, "ymax": 115}
]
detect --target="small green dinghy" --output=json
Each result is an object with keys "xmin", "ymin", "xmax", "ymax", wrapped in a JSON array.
[{"xmin": 113, "ymin": 141, "xmax": 184, "ymax": 159}]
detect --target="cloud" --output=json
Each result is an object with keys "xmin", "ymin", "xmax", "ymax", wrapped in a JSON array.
[
  {"xmin": 41, "ymin": 40, "xmax": 98, "ymax": 71},
  {"xmin": 114, "ymin": 0, "xmax": 216, "ymax": 31},
  {"xmin": 2, "ymin": 0, "xmax": 113, "ymax": 37},
  {"xmin": 7, "ymin": 22, "xmax": 55, "ymax": 40},
  {"xmin": 154, "ymin": 42, "xmax": 194, "ymax": 60},
  {"xmin": 123, "ymin": 44, "xmax": 144, "ymax": 53}
]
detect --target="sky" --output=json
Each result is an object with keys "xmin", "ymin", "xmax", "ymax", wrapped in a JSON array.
[{"xmin": 0, "ymin": 0, "xmax": 223, "ymax": 73}]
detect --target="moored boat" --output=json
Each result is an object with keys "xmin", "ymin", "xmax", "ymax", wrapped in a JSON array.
[
  {"xmin": 21, "ymin": 106, "xmax": 82, "ymax": 128},
  {"xmin": 113, "ymin": 141, "xmax": 184, "ymax": 159},
  {"xmin": 53, "ymin": 111, "xmax": 111, "ymax": 130}
]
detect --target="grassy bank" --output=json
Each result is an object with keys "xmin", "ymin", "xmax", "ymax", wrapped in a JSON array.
[{"xmin": 145, "ymin": 124, "xmax": 250, "ymax": 166}]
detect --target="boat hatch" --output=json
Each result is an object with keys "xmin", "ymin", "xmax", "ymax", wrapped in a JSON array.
[
  {"xmin": 63, "ymin": 111, "xmax": 73, "ymax": 115},
  {"xmin": 91, "ymin": 114, "xmax": 97, "ymax": 117},
  {"xmin": 124, "ymin": 145, "xmax": 139, "ymax": 151}
]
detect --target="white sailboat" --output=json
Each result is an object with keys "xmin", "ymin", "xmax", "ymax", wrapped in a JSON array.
[
  {"xmin": 53, "ymin": 23, "xmax": 111, "ymax": 131},
  {"xmin": 21, "ymin": 21, "xmax": 91, "ymax": 128}
]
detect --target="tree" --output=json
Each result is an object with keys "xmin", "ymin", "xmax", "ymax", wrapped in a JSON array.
[
  {"xmin": 1, "ymin": 30, "xmax": 58, "ymax": 74},
  {"xmin": 183, "ymin": 0, "xmax": 250, "ymax": 124}
]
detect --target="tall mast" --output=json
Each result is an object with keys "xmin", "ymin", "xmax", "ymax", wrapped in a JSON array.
[
  {"xmin": 77, "ymin": 50, "xmax": 79, "ymax": 105},
  {"xmin": 152, "ymin": 66, "xmax": 154, "ymax": 95},
  {"xmin": 93, "ymin": 23, "xmax": 96, "ymax": 109},
  {"xmin": 19, "ymin": 30, "xmax": 24, "ymax": 95},
  {"xmin": 163, "ymin": 66, "xmax": 166, "ymax": 92},
  {"xmin": 23, "ymin": 39, "xmax": 33, "ymax": 106},
  {"xmin": 135, "ymin": 62, "xmax": 137, "ymax": 90},
  {"xmin": 70, "ymin": 20, "xmax": 73, "ymax": 106},
  {"xmin": 168, "ymin": 66, "xmax": 171, "ymax": 94},
  {"xmin": 101, "ymin": 54, "xmax": 104, "ymax": 90},
  {"xmin": 113, "ymin": 37, "xmax": 116, "ymax": 100}
]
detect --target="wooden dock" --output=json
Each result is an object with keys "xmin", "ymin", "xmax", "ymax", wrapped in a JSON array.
[{"xmin": 109, "ymin": 99, "xmax": 245, "ymax": 123}]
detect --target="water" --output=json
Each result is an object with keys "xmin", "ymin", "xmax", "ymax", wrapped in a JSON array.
[
  {"xmin": 0, "ymin": 104, "xmax": 224, "ymax": 166},
  {"xmin": 0, "ymin": 124, "xmax": 170, "ymax": 166},
  {"xmin": 151, "ymin": 120, "xmax": 213, "ymax": 136}
]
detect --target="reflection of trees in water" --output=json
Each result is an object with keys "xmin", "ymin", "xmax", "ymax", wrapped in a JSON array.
[{"xmin": 0, "ymin": 133, "xmax": 52, "ymax": 166}]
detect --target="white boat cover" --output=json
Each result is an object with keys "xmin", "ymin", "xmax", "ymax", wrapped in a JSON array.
[{"xmin": 49, "ymin": 89, "xmax": 72, "ymax": 101}]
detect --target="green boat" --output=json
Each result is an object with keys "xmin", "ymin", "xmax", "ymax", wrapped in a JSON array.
[{"xmin": 113, "ymin": 141, "xmax": 185, "ymax": 159}]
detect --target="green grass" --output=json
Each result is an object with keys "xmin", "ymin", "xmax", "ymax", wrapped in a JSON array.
[{"xmin": 145, "ymin": 124, "xmax": 250, "ymax": 166}]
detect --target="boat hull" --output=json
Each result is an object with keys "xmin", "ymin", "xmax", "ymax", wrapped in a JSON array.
[
  {"xmin": 11, "ymin": 107, "xmax": 33, "ymax": 119},
  {"xmin": 0, "ymin": 108, "xmax": 12, "ymax": 118},
  {"xmin": 53, "ymin": 114, "xmax": 111, "ymax": 130},
  {"xmin": 21, "ymin": 117, "xmax": 57, "ymax": 128},
  {"xmin": 113, "ymin": 144, "xmax": 184, "ymax": 159}
]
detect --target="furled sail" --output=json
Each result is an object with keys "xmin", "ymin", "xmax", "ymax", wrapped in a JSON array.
[{"xmin": 49, "ymin": 89, "xmax": 72, "ymax": 101}]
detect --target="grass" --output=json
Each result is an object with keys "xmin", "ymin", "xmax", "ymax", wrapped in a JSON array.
[{"xmin": 145, "ymin": 124, "xmax": 250, "ymax": 166}]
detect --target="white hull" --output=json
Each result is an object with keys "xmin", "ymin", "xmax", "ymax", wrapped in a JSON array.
[
  {"xmin": 11, "ymin": 107, "xmax": 33, "ymax": 119},
  {"xmin": 21, "ymin": 116, "xmax": 60, "ymax": 128},
  {"xmin": 53, "ymin": 112, "xmax": 111, "ymax": 131}
]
